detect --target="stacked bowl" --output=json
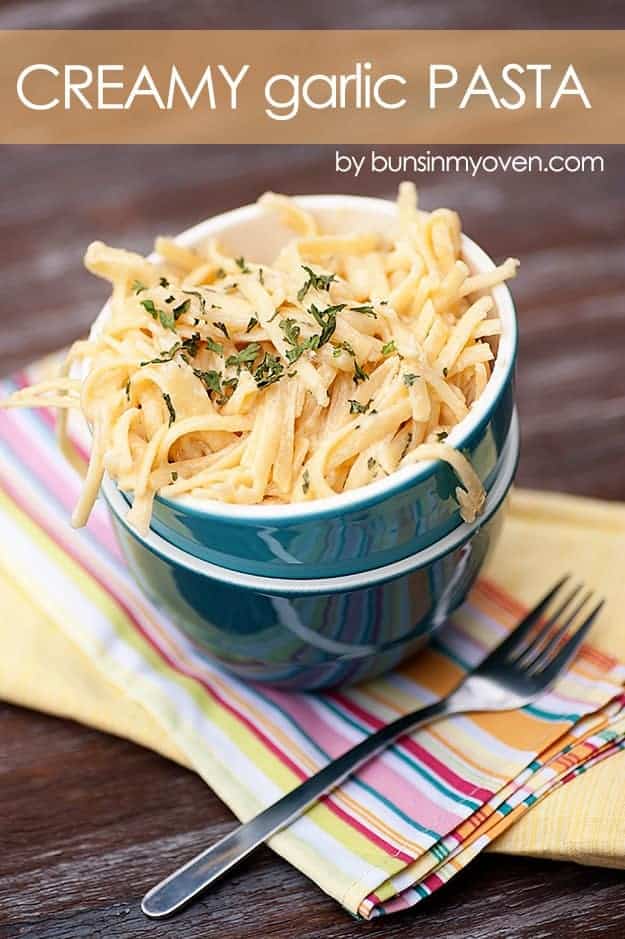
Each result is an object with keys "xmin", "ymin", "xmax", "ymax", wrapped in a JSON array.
[{"xmin": 102, "ymin": 196, "xmax": 519, "ymax": 690}]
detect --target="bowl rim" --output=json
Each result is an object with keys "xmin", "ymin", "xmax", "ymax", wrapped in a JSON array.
[
  {"xmin": 96, "ymin": 193, "xmax": 518, "ymax": 524},
  {"xmin": 103, "ymin": 410, "xmax": 519, "ymax": 595}
]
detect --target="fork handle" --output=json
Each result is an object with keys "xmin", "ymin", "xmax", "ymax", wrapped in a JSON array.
[{"xmin": 142, "ymin": 696, "xmax": 455, "ymax": 918}]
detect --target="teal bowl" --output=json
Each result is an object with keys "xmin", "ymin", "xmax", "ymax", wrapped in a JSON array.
[
  {"xmin": 103, "ymin": 412, "xmax": 519, "ymax": 690},
  {"xmin": 110, "ymin": 195, "xmax": 517, "ymax": 579}
]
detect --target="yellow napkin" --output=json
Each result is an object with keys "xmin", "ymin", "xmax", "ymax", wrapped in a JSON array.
[{"xmin": 2, "ymin": 487, "xmax": 624, "ymax": 871}]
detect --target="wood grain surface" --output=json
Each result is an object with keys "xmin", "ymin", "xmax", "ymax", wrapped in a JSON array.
[
  {"xmin": 1, "ymin": 4, "xmax": 625, "ymax": 938},
  {"xmin": 1, "ymin": 0, "xmax": 625, "ymax": 28}
]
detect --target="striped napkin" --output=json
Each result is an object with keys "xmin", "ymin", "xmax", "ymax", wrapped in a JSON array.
[{"xmin": 1, "ymin": 358, "xmax": 625, "ymax": 919}]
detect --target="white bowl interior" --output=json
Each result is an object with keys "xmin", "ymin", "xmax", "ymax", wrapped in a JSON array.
[{"xmin": 92, "ymin": 195, "xmax": 517, "ymax": 522}]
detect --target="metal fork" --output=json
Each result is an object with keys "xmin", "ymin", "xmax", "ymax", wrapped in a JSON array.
[{"xmin": 142, "ymin": 576, "xmax": 603, "ymax": 919}]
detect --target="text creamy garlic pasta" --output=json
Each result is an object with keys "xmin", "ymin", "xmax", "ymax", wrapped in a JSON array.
[{"xmin": 2, "ymin": 184, "xmax": 518, "ymax": 533}]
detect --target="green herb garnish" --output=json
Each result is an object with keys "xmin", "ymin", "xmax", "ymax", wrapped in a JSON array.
[
  {"xmin": 172, "ymin": 298, "xmax": 190, "ymax": 320},
  {"xmin": 225, "ymin": 343, "xmax": 261, "ymax": 371},
  {"xmin": 213, "ymin": 321, "xmax": 229, "ymax": 338},
  {"xmin": 301, "ymin": 335, "xmax": 321, "ymax": 358},
  {"xmin": 253, "ymin": 352, "xmax": 284, "ymax": 388},
  {"xmin": 302, "ymin": 468, "xmax": 310, "ymax": 494},
  {"xmin": 348, "ymin": 398, "xmax": 373, "ymax": 414},
  {"xmin": 279, "ymin": 318, "xmax": 320, "ymax": 364},
  {"xmin": 179, "ymin": 333, "xmax": 201, "ymax": 359},
  {"xmin": 182, "ymin": 289, "xmax": 206, "ymax": 315},
  {"xmin": 400, "ymin": 432, "xmax": 413, "ymax": 462},
  {"xmin": 297, "ymin": 265, "xmax": 337, "ymax": 302},
  {"xmin": 436, "ymin": 431, "xmax": 449, "ymax": 442},
  {"xmin": 171, "ymin": 471, "xmax": 178, "ymax": 482},
  {"xmin": 308, "ymin": 302, "xmax": 345, "ymax": 347},
  {"xmin": 222, "ymin": 376, "xmax": 239, "ymax": 394},
  {"xmin": 159, "ymin": 310, "xmax": 176, "ymax": 331},
  {"xmin": 162, "ymin": 392, "xmax": 176, "ymax": 425},
  {"xmin": 204, "ymin": 337, "xmax": 224, "ymax": 356},
  {"xmin": 403, "ymin": 373, "xmax": 419, "ymax": 387},
  {"xmin": 246, "ymin": 316, "xmax": 259, "ymax": 333},
  {"xmin": 159, "ymin": 276, "xmax": 170, "ymax": 288},
  {"xmin": 351, "ymin": 304, "xmax": 377, "ymax": 318},
  {"xmin": 140, "ymin": 342, "xmax": 182, "ymax": 366},
  {"xmin": 132, "ymin": 280, "xmax": 146, "ymax": 294},
  {"xmin": 332, "ymin": 340, "xmax": 355, "ymax": 358},
  {"xmin": 235, "ymin": 256, "xmax": 251, "ymax": 274},
  {"xmin": 280, "ymin": 317, "xmax": 301, "ymax": 347},
  {"xmin": 193, "ymin": 368, "xmax": 223, "ymax": 397},
  {"xmin": 140, "ymin": 298, "xmax": 176, "ymax": 332},
  {"xmin": 381, "ymin": 340, "xmax": 397, "ymax": 356},
  {"xmin": 353, "ymin": 360, "xmax": 369, "ymax": 385},
  {"xmin": 194, "ymin": 368, "xmax": 238, "ymax": 405}
]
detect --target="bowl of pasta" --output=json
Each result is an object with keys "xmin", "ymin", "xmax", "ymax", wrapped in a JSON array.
[{"xmin": 6, "ymin": 184, "xmax": 520, "ymax": 688}]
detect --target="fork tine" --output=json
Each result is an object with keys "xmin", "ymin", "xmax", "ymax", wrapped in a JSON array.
[
  {"xmin": 516, "ymin": 584, "xmax": 584, "ymax": 668},
  {"xmin": 534, "ymin": 599, "xmax": 605, "ymax": 685},
  {"xmin": 525, "ymin": 590, "xmax": 593, "ymax": 673},
  {"xmin": 491, "ymin": 575, "xmax": 570, "ymax": 663}
]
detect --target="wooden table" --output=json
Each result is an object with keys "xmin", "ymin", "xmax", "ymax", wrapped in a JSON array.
[{"xmin": 2, "ymin": 0, "xmax": 625, "ymax": 924}]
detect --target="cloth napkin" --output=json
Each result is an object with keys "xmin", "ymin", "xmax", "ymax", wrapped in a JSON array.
[{"xmin": 1, "ymin": 358, "xmax": 625, "ymax": 919}]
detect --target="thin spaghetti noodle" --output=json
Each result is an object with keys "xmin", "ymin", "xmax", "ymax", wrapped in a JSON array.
[{"xmin": 1, "ymin": 184, "xmax": 518, "ymax": 533}]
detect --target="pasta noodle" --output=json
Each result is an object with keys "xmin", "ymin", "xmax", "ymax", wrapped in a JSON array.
[{"xmin": 1, "ymin": 184, "xmax": 518, "ymax": 534}]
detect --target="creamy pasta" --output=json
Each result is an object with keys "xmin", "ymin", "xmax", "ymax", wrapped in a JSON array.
[{"xmin": 2, "ymin": 184, "xmax": 518, "ymax": 533}]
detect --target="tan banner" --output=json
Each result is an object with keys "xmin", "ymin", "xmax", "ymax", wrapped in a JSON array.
[{"xmin": 1, "ymin": 30, "xmax": 623, "ymax": 144}]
